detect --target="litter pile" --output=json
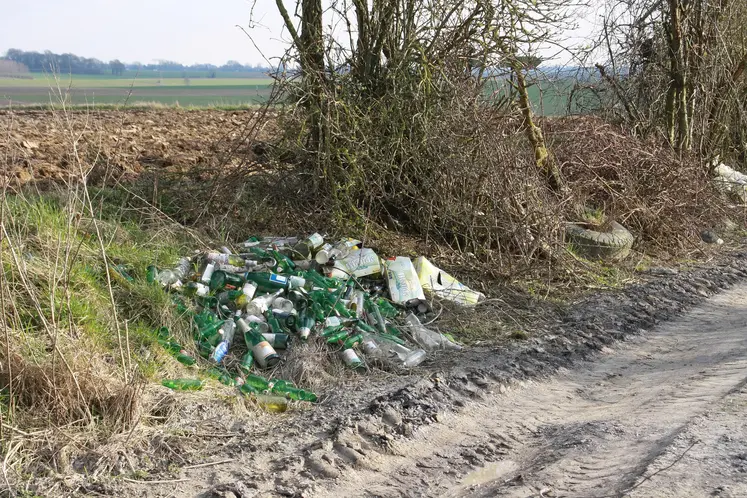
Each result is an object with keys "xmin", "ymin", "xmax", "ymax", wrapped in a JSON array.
[{"xmin": 144, "ymin": 234, "xmax": 485, "ymax": 410}]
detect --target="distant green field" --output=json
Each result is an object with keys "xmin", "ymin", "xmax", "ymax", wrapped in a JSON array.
[
  {"xmin": 1, "ymin": 94, "xmax": 269, "ymax": 108},
  {"xmin": 1, "ymin": 71, "xmax": 580, "ymax": 114},
  {"xmin": 0, "ymin": 71, "xmax": 275, "ymax": 107}
]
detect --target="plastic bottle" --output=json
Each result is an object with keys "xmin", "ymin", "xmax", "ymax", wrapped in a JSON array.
[
  {"xmin": 405, "ymin": 313, "xmax": 462, "ymax": 351},
  {"xmin": 206, "ymin": 252, "xmax": 246, "ymax": 267},
  {"xmin": 156, "ymin": 257, "xmax": 192, "ymax": 287},
  {"xmin": 212, "ymin": 320, "xmax": 236, "ymax": 363},
  {"xmin": 361, "ymin": 334, "xmax": 426, "ymax": 368}
]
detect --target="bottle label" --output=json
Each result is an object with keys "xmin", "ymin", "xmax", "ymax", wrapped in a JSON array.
[
  {"xmin": 341, "ymin": 348, "xmax": 362, "ymax": 366},
  {"xmin": 213, "ymin": 342, "xmax": 229, "ymax": 363},
  {"xmin": 253, "ymin": 341, "xmax": 278, "ymax": 367},
  {"xmin": 269, "ymin": 274, "xmax": 288, "ymax": 285},
  {"xmin": 362, "ymin": 339, "xmax": 378, "ymax": 355}
]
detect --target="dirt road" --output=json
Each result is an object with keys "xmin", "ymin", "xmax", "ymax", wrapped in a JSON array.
[{"xmin": 314, "ymin": 285, "xmax": 747, "ymax": 498}]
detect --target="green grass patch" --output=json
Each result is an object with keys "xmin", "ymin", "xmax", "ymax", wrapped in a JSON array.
[{"xmin": 1, "ymin": 188, "xmax": 201, "ymax": 396}]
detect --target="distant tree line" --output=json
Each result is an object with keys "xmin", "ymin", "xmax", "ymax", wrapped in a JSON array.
[{"xmin": 1, "ymin": 49, "xmax": 271, "ymax": 75}]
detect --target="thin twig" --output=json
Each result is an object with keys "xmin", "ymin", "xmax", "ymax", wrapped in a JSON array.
[
  {"xmin": 122, "ymin": 477, "xmax": 192, "ymax": 485},
  {"xmin": 182, "ymin": 459, "xmax": 234, "ymax": 470}
]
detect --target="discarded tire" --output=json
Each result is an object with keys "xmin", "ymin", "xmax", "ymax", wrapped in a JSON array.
[{"xmin": 565, "ymin": 221, "xmax": 634, "ymax": 261}]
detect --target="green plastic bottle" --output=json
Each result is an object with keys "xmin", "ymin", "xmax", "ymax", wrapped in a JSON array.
[{"xmin": 162, "ymin": 378, "xmax": 204, "ymax": 391}]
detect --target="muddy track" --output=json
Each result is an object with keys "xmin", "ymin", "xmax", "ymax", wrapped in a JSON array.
[
  {"xmin": 314, "ymin": 284, "xmax": 747, "ymax": 497},
  {"xmin": 94, "ymin": 254, "xmax": 747, "ymax": 498}
]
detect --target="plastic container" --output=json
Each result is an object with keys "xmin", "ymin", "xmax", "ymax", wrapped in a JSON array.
[{"xmin": 385, "ymin": 257, "xmax": 426, "ymax": 304}]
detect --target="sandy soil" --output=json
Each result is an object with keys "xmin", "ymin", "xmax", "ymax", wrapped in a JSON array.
[{"xmin": 313, "ymin": 284, "xmax": 747, "ymax": 498}]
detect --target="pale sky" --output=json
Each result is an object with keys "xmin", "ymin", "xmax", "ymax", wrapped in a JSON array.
[
  {"xmin": 0, "ymin": 0, "xmax": 600, "ymax": 67},
  {"xmin": 0, "ymin": 0, "xmax": 289, "ymax": 66}
]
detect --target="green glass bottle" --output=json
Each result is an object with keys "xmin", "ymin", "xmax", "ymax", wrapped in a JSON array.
[
  {"xmin": 377, "ymin": 298, "xmax": 400, "ymax": 318},
  {"xmin": 217, "ymin": 289, "xmax": 244, "ymax": 306},
  {"xmin": 321, "ymin": 324, "xmax": 345, "ymax": 338},
  {"xmin": 386, "ymin": 323, "xmax": 403, "ymax": 337},
  {"xmin": 343, "ymin": 333, "xmax": 363, "ymax": 349},
  {"xmin": 175, "ymin": 350, "xmax": 197, "ymax": 366},
  {"xmin": 238, "ymin": 351, "xmax": 254, "ymax": 375},
  {"xmin": 296, "ymin": 309, "xmax": 315, "ymax": 340},
  {"xmin": 326, "ymin": 330, "xmax": 353, "ymax": 344},
  {"xmin": 210, "ymin": 270, "xmax": 246, "ymax": 291},
  {"xmin": 380, "ymin": 332, "xmax": 406, "ymax": 345},
  {"xmin": 206, "ymin": 367, "xmax": 235, "ymax": 386},
  {"xmin": 292, "ymin": 233, "xmax": 324, "ymax": 258},
  {"xmin": 262, "ymin": 333, "xmax": 290, "ymax": 349},
  {"xmin": 236, "ymin": 317, "xmax": 281, "ymax": 368},
  {"xmin": 354, "ymin": 320, "xmax": 377, "ymax": 335},
  {"xmin": 269, "ymin": 249, "xmax": 296, "ymax": 273},
  {"xmin": 254, "ymin": 393, "xmax": 289, "ymax": 413},
  {"xmin": 265, "ymin": 310, "xmax": 284, "ymax": 334},
  {"xmin": 146, "ymin": 265, "xmax": 158, "ymax": 284},
  {"xmin": 271, "ymin": 383, "xmax": 318, "ymax": 402},
  {"xmin": 243, "ymin": 373, "xmax": 271, "ymax": 391},
  {"xmin": 239, "ymin": 383, "xmax": 259, "ymax": 396},
  {"xmin": 192, "ymin": 312, "xmax": 224, "ymax": 346},
  {"xmin": 310, "ymin": 300, "xmax": 326, "ymax": 322},
  {"xmin": 366, "ymin": 299, "xmax": 388, "ymax": 334},
  {"xmin": 162, "ymin": 378, "xmax": 204, "ymax": 391},
  {"xmin": 244, "ymin": 272, "xmax": 305, "ymax": 291}
]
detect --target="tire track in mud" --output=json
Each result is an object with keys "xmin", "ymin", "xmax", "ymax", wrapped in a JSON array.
[{"xmin": 313, "ymin": 284, "xmax": 747, "ymax": 498}]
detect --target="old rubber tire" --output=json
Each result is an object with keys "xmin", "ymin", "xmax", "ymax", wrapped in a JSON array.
[{"xmin": 565, "ymin": 221, "xmax": 634, "ymax": 261}]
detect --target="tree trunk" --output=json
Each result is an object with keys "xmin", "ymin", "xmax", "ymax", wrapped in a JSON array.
[
  {"xmin": 513, "ymin": 61, "xmax": 564, "ymax": 193},
  {"xmin": 665, "ymin": 0, "xmax": 690, "ymax": 151}
]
